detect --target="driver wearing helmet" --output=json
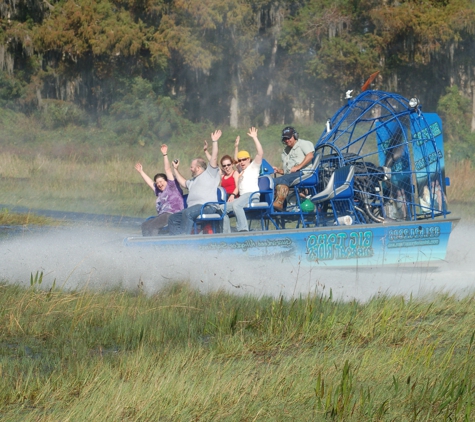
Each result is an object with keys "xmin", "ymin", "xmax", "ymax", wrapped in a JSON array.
[{"xmin": 271, "ymin": 126, "xmax": 314, "ymax": 211}]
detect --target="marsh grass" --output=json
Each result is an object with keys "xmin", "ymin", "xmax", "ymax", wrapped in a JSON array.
[
  {"xmin": 0, "ymin": 208, "xmax": 62, "ymax": 227},
  {"xmin": 446, "ymin": 160, "xmax": 475, "ymax": 220},
  {"xmin": 0, "ymin": 124, "xmax": 321, "ymax": 217},
  {"xmin": 2, "ymin": 152, "xmax": 474, "ymax": 220},
  {"xmin": 1, "ymin": 281, "xmax": 475, "ymax": 420},
  {"xmin": 0, "ymin": 123, "xmax": 318, "ymax": 217},
  {"xmin": 1, "ymin": 114, "xmax": 474, "ymax": 219}
]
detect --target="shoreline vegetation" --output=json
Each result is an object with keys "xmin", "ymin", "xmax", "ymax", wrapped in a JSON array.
[{"xmin": 1, "ymin": 282, "xmax": 475, "ymax": 420}]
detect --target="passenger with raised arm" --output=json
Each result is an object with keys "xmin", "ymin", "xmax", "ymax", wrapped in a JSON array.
[
  {"xmin": 168, "ymin": 130, "xmax": 222, "ymax": 235},
  {"xmin": 220, "ymin": 155, "xmax": 239, "ymax": 199},
  {"xmin": 222, "ymin": 127, "xmax": 263, "ymax": 233},
  {"xmin": 233, "ymin": 135, "xmax": 241, "ymax": 171},
  {"xmin": 134, "ymin": 144, "xmax": 184, "ymax": 236},
  {"xmin": 205, "ymin": 139, "xmax": 240, "ymax": 198},
  {"xmin": 203, "ymin": 139, "xmax": 212, "ymax": 163},
  {"xmin": 206, "ymin": 136, "xmax": 240, "ymax": 199},
  {"xmin": 271, "ymin": 126, "xmax": 314, "ymax": 210}
]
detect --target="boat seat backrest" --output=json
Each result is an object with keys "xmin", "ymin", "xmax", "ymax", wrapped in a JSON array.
[
  {"xmin": 243, "ymin": 175, "xmax": 275, "ymax": 230},
  {"xmin": 332, "ymin": 165, "xmax": 355, "ymax": 199},
  {"xmin": 248, "ymin": 175, "xmax": 274, "ymax": 205},
  {"xmin": 310, "ymin": 165, "xmax": 354, "ymax": 203},
  {"xmin": 258, "ymin": 174, "xmax": 274, "ymax": 192},
  {"xmin": 196, "ymin": 187, "xmax": 227, "ymax": 219},
  {"xmin": 217, "ymin": 186, "xmax": 227, "ymax": 203}
]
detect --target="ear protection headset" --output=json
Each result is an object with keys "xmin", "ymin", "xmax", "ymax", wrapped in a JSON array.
[{"xmin": 281, "ymin": 126, "xmax": 299, "ymax": 143}]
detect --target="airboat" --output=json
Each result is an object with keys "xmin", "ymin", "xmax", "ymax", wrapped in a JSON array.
[{"xmin": 125, "ymin": 88, "xmax": 459, "ymax": 267}]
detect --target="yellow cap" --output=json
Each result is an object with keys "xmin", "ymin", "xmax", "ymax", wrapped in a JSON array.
[{"xmin": 237, "ymin": 150, "xmax": 250, "ymax": 160}]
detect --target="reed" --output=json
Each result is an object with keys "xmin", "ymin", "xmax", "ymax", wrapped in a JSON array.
[{"xmin": 1, "ymin": 282, "xmax": 475, "ymax": 420}]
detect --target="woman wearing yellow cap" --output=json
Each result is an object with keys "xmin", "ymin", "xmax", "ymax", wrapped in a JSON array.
[{"xmin": 222, "ymin": 127, "xmax": 263, "ymax": 233}]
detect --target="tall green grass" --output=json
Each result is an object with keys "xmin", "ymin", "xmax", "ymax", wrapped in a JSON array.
[{"xmin": 1, "ymin": 281, "xmax": 475, "ymax": 420}]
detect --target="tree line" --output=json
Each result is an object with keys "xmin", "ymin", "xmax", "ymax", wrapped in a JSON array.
[{"xmin": 1, "ymin": 0, "xmax": 475, "ymax": 137}]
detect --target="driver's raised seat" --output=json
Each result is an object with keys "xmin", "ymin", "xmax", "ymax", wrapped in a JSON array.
[
  {"xmin": 289, "ymin": 152, "xmax": 321, "ymax": 200},
  {"xmin": 287, "ymin": 152, "xmax": 321, "ymax": 227},
  {"xmin": 289, "ymin": 152, "xmax": 321, "ymax": 192}
]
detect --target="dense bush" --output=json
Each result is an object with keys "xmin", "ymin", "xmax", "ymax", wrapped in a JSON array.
[
  {"xmin": 38, "ymin": 99, "xmax": 90, "ymax": 129},
  {"xmin": 103, "ymin": 77, "xmax": 199, "ymax": 146},
  {"xmin": 437, "ymin": 86, "xmax": 475, "ymax": 144},
  {"xmin": 437, "ymin": 86, "xmax": 475, "ymax": 164},
  {"xmin": 0, "ymin": 71, "xmax": 25, "ymax": 108}
]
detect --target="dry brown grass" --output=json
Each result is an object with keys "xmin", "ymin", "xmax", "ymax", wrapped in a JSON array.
[
  {"xmin": 445, "ymin": 160, "xmax": 475, "ymax": 220},
  {"xmin": 0, "ymin": 209, "xmax": 63, "ymax": 226},
  {"xmin": 446, "ymin": 160, "xmax": 474, "ymax": 202},
  {"xmin": 1, "ymin": 149, "xmax": 474, "ymax": 218}
]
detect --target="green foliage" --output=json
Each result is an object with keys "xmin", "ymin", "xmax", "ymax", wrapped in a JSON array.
[
  {"xmin": 307, "ymin": 35, "xmax": 380, "ymax": 87},
  {"xmin": 3, "ymin": 0, "xmax": 475, "ymax": 126},
  {"xmin": 281, "ymin": 1, "xmax": 380, "ymax": 86},
  {"xmin": 104, "ymin": 77, "xmax": 195, "ymax": 145},
  {"xmin": 30, "ymin": 271, "xmax": 43, "ymax": 288},
  {"xmin": 446, "ymin": 142, "xmax": 475, "ymax": 164},
  {"xmin": 437, "ymin": 85, "xmax": 475, "ymax": 146},
  {"xmin": 32, "ymin": 0, "xmax": 158, "ymax": 59},
  {"xmin": 437, "ymin": 85, "xmax": 475, "ymax": 165},
  {"xmin": 0, "ymin": 71, "xmax": 26, "ymax": 107},
  {"xmin": 367, "ymin": 0, "xmax": 475, "ymax": 64},
  {"xmin": 0, "ymin": 208, "xmax": 61, "ymax": 226},
  {"xmin": 38, "ymin": 99, "xmax": 89, "ymax": 129}
]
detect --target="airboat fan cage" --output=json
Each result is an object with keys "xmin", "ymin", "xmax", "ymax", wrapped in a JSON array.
[{"xmin": 315, "ymin": 90, "xmax": 448, "ymax": 224}]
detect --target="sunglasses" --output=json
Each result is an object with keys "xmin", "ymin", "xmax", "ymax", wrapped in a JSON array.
[
  {"xmin": 282, "ymin": 137, "xmax": 291, "ymax": 142},
  {"xmin": 222, "ymin": 163, "xmax": 232, "ymax": 168},
  {"xmin": 238, "ymin": 158, "xmax": 249, "ymax": 163}
]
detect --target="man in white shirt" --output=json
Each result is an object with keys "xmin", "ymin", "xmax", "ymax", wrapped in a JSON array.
[
  {"xmin": 271, "ymin": 126, "xmax": 314, "ymax": 210},
  {"xmin": 168, "ymin": 130, "xmax": 222, "ymax": 235},
  {"xmin": 222, "ymin": 127, "xmax": 263, "ymax": 233}
]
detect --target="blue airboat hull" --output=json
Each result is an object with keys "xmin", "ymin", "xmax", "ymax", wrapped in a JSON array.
[{"xmin": 124, "ymin": 217, "xmax": 458, "ymax": 267}]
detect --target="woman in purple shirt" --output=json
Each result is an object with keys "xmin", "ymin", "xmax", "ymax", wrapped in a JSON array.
[{"xmin": 135, "ymin": 144, "xmax": 184, "ymax": 236}]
